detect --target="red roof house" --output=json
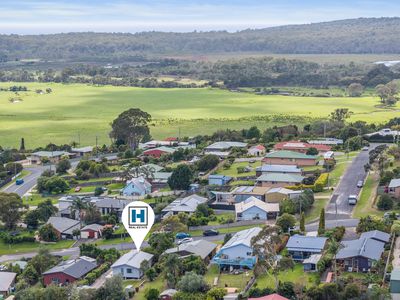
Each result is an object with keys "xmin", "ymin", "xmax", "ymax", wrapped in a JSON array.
[
  {"xmin": 249, "ymin": 294, "xmax": 289, "ymax": 300},
  {"xmin": 143, "ymin": 146, "xmax": 176, "ymax": 158},
  {"xmin": 274, "ymin": 141, "xmax": 331, "ymax": 153}
]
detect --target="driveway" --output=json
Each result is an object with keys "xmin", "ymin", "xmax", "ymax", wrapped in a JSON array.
[{"xmin": 325, "ymin": 144, "xmax": 380, "ymax": 220}]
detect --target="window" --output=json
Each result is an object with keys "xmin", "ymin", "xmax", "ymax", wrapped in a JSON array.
[
  {"xmin": 127, "ymin": 268, "xmax": 132, "ymax": 273},
  {"xmin": 246, "ymin": 252, "xmax": 252, "ymax": 256}
]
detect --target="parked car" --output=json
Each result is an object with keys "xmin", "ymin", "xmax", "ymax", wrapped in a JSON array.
[
  {"xmin": 74, "ymin": 186, "xmax": 82, "ymax": 192},
  {"xmin": 357, "ymin": 180, "xmax": 364, "ymax": 188},
  {"xmin": 362, "ymin": 146, "xmax": 369, "ymax": 151},
  {"xmin": 175, "ymin": 232, "xmax": 191, "ymax": 239},
  {"xmin": 203, "ymin": 229, "xmax": 219, "ymax": 236},
  {"xmin": 16, "ymin": 179, "xmax": 24, "ymax": 185},
  {"xmin": 177, "ymin": 237, "xmax": 193, "ymax": 245},
  {"xmin": 348, "ymin": 195, "xmax": 358, "ymax": 205},
  {"xmin": 384, "ymin": 212, "xmax": 400, "ymax": 220}
]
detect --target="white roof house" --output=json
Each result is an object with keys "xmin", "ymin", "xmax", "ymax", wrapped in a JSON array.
[
  {"xmin": 164, "ymin": 240, "xmax": 217, "ymax": 259},
  {"xmin": 162, "ymin": 194, "xmax": 208, "ymax": 217},
  {"xmin": 389, "ymin": 179, "xmax": 400, "ymax": 188},
  {"xmin": 0, "ymin": 272, "xmax": 17, "ymax": 296},
  {"xmin": 235, "ymin": 196, "xmax": 279, "ymax": 221},
  {"xmin": 256, "ymin": 164, "xmax": 302, "ymax": 174},
  {"xmin": 111, "ymin": 250, "xmax": 153, "ymax": 279},
  {"xmin": 222, "ymin": 227, "xmax": 262, "ymax": 250},
  {"xmin": 205, "ymin": 141, "xmax": 247, "ymax": 152}
]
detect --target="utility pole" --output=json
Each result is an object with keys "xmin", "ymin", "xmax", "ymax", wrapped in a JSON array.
[
  {"xmin": 323, "ymin": 123, "xmax": 326, "ymax": 138},
  {"xmin": 95, "ymin": 136, "xmax": 98, "ymax": 158},
  {"xmin": 78, "ymin": 133, "xmax": 81, "ymax": 146}
]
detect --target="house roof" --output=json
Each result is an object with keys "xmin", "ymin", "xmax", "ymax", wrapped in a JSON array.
[
  {"xmin": 303, "ymin": 254, "xmax": 322, "ymax": 265},
  {"xmin": 257, "ymin": 164, "xmax": 302, "ymax": 173},
  {"xmin": 0, "ymin": 272, "xmax": 16, "ymax": 292},
  {"xmin": 391, "ymin": 268, "xmax": 400, "ymax": 281},
  {"xmin": 31, "ymin": 151, "xmax": 69, "ymax": 158},
  {"xmin": 256, "ymin": 173, "xmax": 304, "ymax": 183},
  {"xmin": 152, "ymin": 172, "xmax": 172, "ymax": 181},
  {"xmin": 160, "ymin": 289, "xmax": 178, "ymax": 297},
  {"xmin": 162, "ymin": 194, "xmax": 208, "ymax": 213},
  {"xmin": 266, "ymin": 187, "xmax": 301, "ymax": 195},
  {"xmin": 164, "ymin": 240, "xmax": 217, "ymax": 259},
  {"xmin": 232, "ymin": 186, "xmax": 270, "ymax": 195},
  {"xmin": 46, "ymin": 217, "xmax": 80, "ymax": 235},
  {"xmin": 336, "ymin": 238, "xmax": 385, "ymax": 260},
  {"xmin": 125, "ymin": 176, "xmax": 152, "ymax": 193},
  {"xmin": 360, "ymin": 230, "xmax": 390, "ymax": 244},
  {"xmin": 249, "ymin": 294, "xmax": 289, "ymax": 300},
  {"xmin": 221, "ymin": 227, "xmax": 262, "ymax": 250},
  {"xmin": 389, "ymin": 179, "xmax": 400, "ymax": 188},
  {"xmin": 140, "ymin": 163, "xmax": 164, "ymax": 173},
  {"xmin": 43, "ymin": 256, "xmax": 97, "ymax": 279},
  {"xmin": 81, "ymin": 224, "xmax": 103, "ymax": 232},
  {"xmin": 91, "ymin": 197, "xmax": 131, "ymax": 210},
  {"xmin": 111, "ymin": 250, "xmax": 153, "ymax": 269},
  {"xmin": 286, "ymin": 235, "xmax": 327, "ymax": 252},
  {"xmin": 274, "ymin": 141, "xmax": 331, "ymax": 152},
  {"xmin": 264, "ymin": 150, "xmax": 317, "ymax": 160},
  {"xmin": 308, "ymin": 138, "xmax": 343, "ymax": 145},
  {"xmin": 235, "ymin": 196, "xmax": 280, "ymax": 214},
  {"xmin": 205, "ymin": 141, "xmax": 247, "ymax": 150},
  {"xmin": 144, "ymin": 146, "xmax": 176, "ymax": 154},
  {"xmin": 71, "ymin": 146, "xmax": 93, "ymax": 153},
  {"xmin": 209, "ymin": 174, "xmax": 232, "ymax": 181},
  {"xmin": 249, "ymin": 145, "xmax": 266, "ymax": 151}
]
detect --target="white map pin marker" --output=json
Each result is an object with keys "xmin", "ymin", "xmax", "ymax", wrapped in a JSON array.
[{"xmin": 121, "ymin": 201, "xmax": 155, "ymax": 251}]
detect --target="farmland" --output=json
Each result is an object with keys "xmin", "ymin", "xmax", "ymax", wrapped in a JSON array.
[{"xmin": 0, "ymin": 82, "xmax": 399, "ymax": 148}]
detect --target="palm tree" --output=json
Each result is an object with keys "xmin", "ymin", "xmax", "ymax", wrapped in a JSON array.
[
  {"xmin": 83, "ymin": 202, "xmax": 102, "ymax": 224},
  {"xmin": 70, "ymin": 198, "xmax": 87, "ymax": 226},
  {"xmin": 328, "ymin": 239, "xmax": 343, "ymax": 282}
]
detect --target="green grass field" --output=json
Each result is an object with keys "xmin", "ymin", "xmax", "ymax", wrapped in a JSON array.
[{"xmin": 1, "ymin": 82, "xmax": 399, "ymax": 148}]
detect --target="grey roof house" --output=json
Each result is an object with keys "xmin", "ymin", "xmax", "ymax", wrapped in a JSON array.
[
  {"xmin": 111, "ymin": 250, "xmax": 154, "ymax": 279},
  {"xmin": 286, "ymin": 235, "xmax": 328, "ymax": 261},
  {"xmin": 256, "ymin": 164, "xmax": 302, "ymax": 175},
  {"xmin": 162, "ymin": 194, "xmax": 208, "ymax": 218},
  {"xmin": 43, "ymin": 256, "xmax": 97, "ymax": 286},
  {"xmin": 46, "ymin": 217, "xmax": 80, "ymax": 239},
  {"xmin": 163, "ymin": 240, "xmax": 217, "ymax": 261},
  {"xmin": 336, "ymin": 230, "xmax": 389, "ymax": 273},
  {"xmin": 0, "ymin": 272, "xmax": 17, "ymax": 297}
]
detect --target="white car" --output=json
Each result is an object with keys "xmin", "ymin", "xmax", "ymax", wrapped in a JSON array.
[
  {"xmin": 357, "ymin": 180, "xmax": 364, "ymax": 188},
  {"xmin": 348, "ymin": 195, "xmax": 358, "ymax": 205},
  {"xmin": 177, "ymin": 237, "xmax": 193, "ymax": 245},
  {"xmin": 362, "ymin": 146, "xmax": 369, "ymax": 151}
]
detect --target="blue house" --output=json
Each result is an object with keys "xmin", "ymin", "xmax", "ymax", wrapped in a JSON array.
[
  {"xmin": 286, "ymin": 235, "xmax": 327, "ymax": 261},
  {"xmin": 336, "ymin": 230, "xmax": 389, "ymax": 273},
  {"xmin": 121, "ymin": 176, "xmax": 152, "ymax": 196},
  {"xmin": 208, "ymin": 174, "xmax": 232, "ymax": 186},
  {"xmin": 212, "ymin": 227, "xmax": 261, "ymax": 269}
]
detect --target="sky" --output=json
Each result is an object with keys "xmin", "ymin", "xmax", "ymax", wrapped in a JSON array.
[{"xmin": 0, "ymin": 0, "xmax": 399, "ymax": 34}]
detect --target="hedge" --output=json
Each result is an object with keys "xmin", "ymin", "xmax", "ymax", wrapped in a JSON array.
[
  {"xmin": 286, "ymin": 173, "xmax": 329, "ymax": 193},
  {"xmin": 83, "ymin": 263, "xmax": 110, "ymax": 285},
  {"xmin": 0, "ymin": 232, "xmax": 36, "ymax": 244}
]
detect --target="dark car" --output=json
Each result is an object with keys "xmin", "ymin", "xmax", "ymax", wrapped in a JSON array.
[{"xmin": 203, "ymin": 229, "xmax": 219, "ymax": 236}]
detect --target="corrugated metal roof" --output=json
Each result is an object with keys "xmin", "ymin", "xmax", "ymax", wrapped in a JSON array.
[
  {"xmin": 43, "ymin": 256, "xmax": 97, "ymax": 278},
  {"xmin": 112, "ymin": 250, "xmax": 153, "ymax": 269},
  {"xmin": 286, "ymin": 235, "xmax": 327, "ymax": 251},
  {"xmin": 221, "ymin": 227, "xmax": 262, "ymax": 250}
]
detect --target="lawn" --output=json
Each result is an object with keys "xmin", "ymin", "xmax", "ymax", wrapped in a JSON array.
[
  {"xmin": 1, "ymin": 82, "xmax": 399, "ymax": 148},
  {"xmin": 205, "ymin": 265, "xmax": 253, "ymax": 291},
  {"xmin": 216, "ymin": 161, "xmax": 261, "ymax": 178},
  {"xmin": 353, "ymin": 172, "xmax": 384, "ymax": 218},
  {"xmin": 22, "ymin": 193, "xmax": 59, "ymax": 206},
  {"xmin": 305, "ymin": 197, "xmax": 330, "ymax": 223},
  {"xmin": 131, "ymin": 276, "xmax": 165, "ymax": 300},
  {"xmin": 255, "ymin": 264, "xmax": 319, "ymax": 289},
  {"xmin": 0, "ymin": 239, "xmax": 75, "ymax": 255}
]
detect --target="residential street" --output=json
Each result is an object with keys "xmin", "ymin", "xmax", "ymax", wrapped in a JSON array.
[
  {"xmin": 1, "ymin": 166, "xmax": 45, "ymax": 197},
  {"xmin": 325, "ymin": 143, "xmax": 379, "ymax": 220},
  {"xmin": 0, "ymin": 233, "xmax": 225, "ymax": 263}
]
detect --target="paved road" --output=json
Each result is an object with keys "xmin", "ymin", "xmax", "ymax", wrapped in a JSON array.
[
  {"xmin": 1, "ymin": 166, "xmax": 45, "ymax": 197},
  {"xmin": 0, "ymin": 233, "xmax": 225, "ymax": 263},
  {"xmin": 304, "ymin": 218, "xmax": 359, "ymax": 232},
  {"xmin": 325, "ymin": 144, "xmax": 379, "ymax": 220}
]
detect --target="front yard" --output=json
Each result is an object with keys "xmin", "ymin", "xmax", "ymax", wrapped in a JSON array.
[
  {"xmin": 205, "ymin": 265, "xmax": 253, "ymax": 291},
  {"xmin": 216, "ymin": 161, "xmax": 261, "ymax": 178}
]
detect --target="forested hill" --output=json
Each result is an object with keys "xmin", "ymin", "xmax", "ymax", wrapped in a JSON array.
[{"xmin": 2, "ymin": 17, "xmax": 400, "ymax": 61}]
